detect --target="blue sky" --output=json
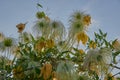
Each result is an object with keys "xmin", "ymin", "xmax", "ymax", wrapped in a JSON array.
[{"xmin": 0, "ymin": 0, "xmax": 120, "ymax": 40}]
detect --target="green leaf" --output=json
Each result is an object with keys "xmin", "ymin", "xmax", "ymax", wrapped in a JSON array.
[
  {"xmin": 113, "ymin": 51, "xmax": 120, "ymax": 63},
  {"xmin": 112, "ymin": 39, "xmax": 117, "ymax": 45},
  {"xmin": 30, "ymin": 34, "xmax": 35, "ymax": 42},
  {"xmin": 99, "ymin": 29, "xmax": 103, "ymax": 35},
  {"xmin": 35, "ymin": 67, "xmax": 40, "ymax": 74},
  {"xmin": 94, "ymin": 32, "xmax": 98, "ymax": 38},
  {"xmin": 37, "ymin": 3, "xmax": 43, "ymax": 8},
  {"xmin": 104, "ymin": 39, "xmax": 108, "ymax": 47},
  {"xmin": 103, "ymin": 33, "xmax": 107, "ymax": 37}
]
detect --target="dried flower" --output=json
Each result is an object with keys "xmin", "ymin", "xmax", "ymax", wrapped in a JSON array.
[
  {"xmin": 68, "ymin": 11, "xmax": 91, "ymax": 40},
  {"xmin": 33, "ymin": 19, "xmax": 50, "ymax": 37},
  {"xmin": 35, "ymin": 40, "xmax": 46, "ymax": 52},
  {"xmin": 52, "ymin": 71, "xmax": 57, "ymax": 80},
  {"xmin": 13, "ymin": 46, "xmax": 21, "ymax": 58},
  {"xmin": 70, "ymin": 11, "xmax": 84, "ymax": 22},
  {"xmin": 3, "ymin": 38, "xmax": 13, "ymax": 47},
  {"xmin": 69, "ymin": 21, "xmax": 84, "ymax": 39},
  {"xmin": 83, "ymin": 48, "xmax": 112, "ymax": 76},
  {"xmin": 53, "ymin": 78, "xmax": 57, "ymax": 80},
  {"xmin": 40, "ymin": 63, "xmax": 52, "ymax": 80},
  {"xmin": 75, "ymin": 31, "xmax": 88, "ymax": 45},
  {"xmin": 12, "ymin": 66, "xmax": 24, "ymax": 79},
  {"xmin": 46, "ymin": 39, "xmax": 55, "ymax": 48},
  {"xmin": 36, "ymin": 11, "xmax": 45, "ymax": 19},
  {"xmin": 104, "ymin": 73, "xmax": 116, "ymax": 80},
  {"xmin": 68, "ymin": 11, "xmax": 85, "ymax": 40},
  {"xmin": 79, "ymin": 49, "xmax": 85, "ymax": 54},
  {"xmin": 50, "ymin": 20, "xmax": 66, "ymax": 41},
  {"xmin": 83, "ymin": 15, "xmax": 91, "ymax": 26},
  {"xmin": 21, "ymin": 32, "xmax": 32, "ymax": 43},
  {"xmin": 16, "ymin": 23, "xmax": 27, "ymax": 33},
  {"xmin": 0, "ymin": 37, "xmax": 16, "ymax": 58},
  {"xmin": 89, "ymin": 40, "xmax": 97, "ymax": 49},
  {"xmin": 56, "ymin": 61, "xmax": 78, "ymax": 80},
  {"xmin": 45, "ymin": 16, "xmax": 50, "ymax": 22},
  {"xmin": 112, "ymin": 39, "xmax": 120, "ymax": 51}
]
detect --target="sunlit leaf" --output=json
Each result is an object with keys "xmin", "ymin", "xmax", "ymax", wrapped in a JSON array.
[{"xmin": 99, "ymin": 29, "xmax": 103, "ymax": 35}]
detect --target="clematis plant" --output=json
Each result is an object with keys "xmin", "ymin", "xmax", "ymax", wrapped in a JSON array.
[{"xmin": 0, "ymin": 4, "xmax": 120, "ymax": 80}]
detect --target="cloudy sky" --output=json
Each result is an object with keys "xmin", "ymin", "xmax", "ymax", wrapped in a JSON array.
[{"xmin": 0, "ymin": 0, "xmax": 120, "ymax": 40}]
